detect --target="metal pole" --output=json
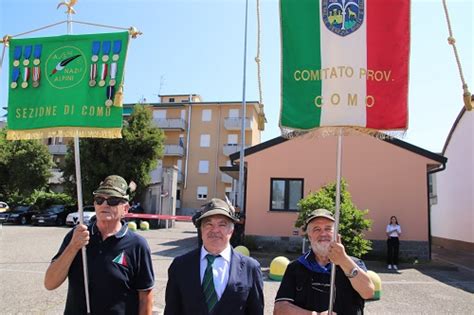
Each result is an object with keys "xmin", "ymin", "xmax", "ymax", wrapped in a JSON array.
[
  {"xmin": 66, "ymin": 11, "xmax": 91, "ymax": 314},
  {"xmin": 328, "ymin": 128, "xmax": 343, "ymax": 314},
  {"xmin": 238, "ymin": 0, "xmax": 249, "ymax": 214}
]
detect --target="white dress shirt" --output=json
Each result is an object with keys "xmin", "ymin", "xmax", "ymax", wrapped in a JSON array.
[
  {"xmin": 200, "ymin": 245, "xmax": 231, "ymax": 299},
  {"xmin": 386, "ymin": 224, "xmax": 401, "ymax": 237}
]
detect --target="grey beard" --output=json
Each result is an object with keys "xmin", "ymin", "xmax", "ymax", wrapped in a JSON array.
[{"xmin": 311, "ymin": 242, "xmax": 330, "ymax": 257}]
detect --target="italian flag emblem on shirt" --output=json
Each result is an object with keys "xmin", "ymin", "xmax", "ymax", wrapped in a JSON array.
[{"xmin": 112, "ymin": 251, "xmax": 128, "ymax": 267}]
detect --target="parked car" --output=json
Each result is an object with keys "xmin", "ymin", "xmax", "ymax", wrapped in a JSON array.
[
  {"xmin": 0, "ymin": 201, "xmax": 9, "ymax": 213},
  {"xmin": 3, "ymin": 205, "xmax": 40, "ymax": 225},
  {"xmin": 66, "ymin": 205, "xmax": 96, "ymax": 226},
  {"xmin": 31, "ymin": 205, "xmax": 73, "ymax": 226}
]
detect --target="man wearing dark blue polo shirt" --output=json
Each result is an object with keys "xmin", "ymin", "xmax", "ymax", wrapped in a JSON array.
[{"xmin": 44, "ymin": 175, "xmax": 155, "ymax": 315}]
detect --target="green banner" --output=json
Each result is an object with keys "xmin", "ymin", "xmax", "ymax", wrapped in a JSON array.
[{"xmin": 7, "ymin": 31, "xmax": 129, "ymax": 140}]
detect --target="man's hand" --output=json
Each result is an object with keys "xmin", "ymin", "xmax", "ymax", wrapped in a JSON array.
[
  {"xmin": 70, "ymin": 224, "xmax": 90, "ymax": 251},
  {"xmin": 328, "ymin": 234, "xmax": 348, "ymax": 266}
]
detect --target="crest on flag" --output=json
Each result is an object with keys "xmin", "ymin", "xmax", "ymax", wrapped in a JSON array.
[{"xmin": 322, "ymin": 0, "xmax": 364, "ymax": 37}]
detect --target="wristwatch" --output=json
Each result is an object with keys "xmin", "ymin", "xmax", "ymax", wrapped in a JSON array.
[{"xmin": 345, "ymin": 267, "xmax": 359, "ymax": 279}]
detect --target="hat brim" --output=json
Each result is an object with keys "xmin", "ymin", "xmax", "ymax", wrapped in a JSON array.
[
  {"xmin": 305, "ymin": 214, "xmax": 335, "ymax": 226},
  {"xmin": 93, "ymin": 189, "xmax": 129, "ymax": 201},
  {"xmin": 196, "ymin": 208, "xmax": 238, "ymax": 222}
]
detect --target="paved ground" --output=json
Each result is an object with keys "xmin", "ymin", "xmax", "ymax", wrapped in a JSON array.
[{"xmin": 0, "ymin": 222, "xmax": 472, "ymax": 314}]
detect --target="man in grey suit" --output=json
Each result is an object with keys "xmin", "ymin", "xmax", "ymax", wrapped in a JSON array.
[{"xmin": 164, "ymin": 198, "xmax": 264, "ymax": 315}]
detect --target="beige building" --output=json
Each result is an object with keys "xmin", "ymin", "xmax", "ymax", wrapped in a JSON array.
[
  {"xmin": 128, "ymin": 94, "xmax": 265, "ymax": 215},
  {"xmin": 42, "ymin": 94, "xmax": 265, "ymax": 214}
]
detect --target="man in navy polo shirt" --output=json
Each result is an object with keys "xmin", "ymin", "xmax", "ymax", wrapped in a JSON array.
[{"xmin": 45, "ymin": 175, "xmax": 155, "ymax": 315}]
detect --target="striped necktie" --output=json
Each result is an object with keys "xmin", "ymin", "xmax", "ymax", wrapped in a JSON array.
[{"xmin": 202, "ymin": 254, "xmax": 219, "ymax": 312}]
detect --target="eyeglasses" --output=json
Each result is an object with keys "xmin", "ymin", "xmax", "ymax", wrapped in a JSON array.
[{"xmin": 93, "ymin": 196, "xmax": 126, "ymax": 206}]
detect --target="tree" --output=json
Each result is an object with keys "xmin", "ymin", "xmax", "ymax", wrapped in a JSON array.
[
  {"xmin": 295, "ymin": 179, "xmax": 372, "ymax": 257},
  {"xmin": 0, "ymin": 127, "xmax": 54, "ymax": 202},
  {"xmin": 62, "ymin": 104, "xmax": 165, "ymax": 204}
]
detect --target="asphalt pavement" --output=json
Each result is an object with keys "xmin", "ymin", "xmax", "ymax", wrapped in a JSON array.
[{"xmin": 0, "ymin": 222, "xmax": 472, "ymax": 314}]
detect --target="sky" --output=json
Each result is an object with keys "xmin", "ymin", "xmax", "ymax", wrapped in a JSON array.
[{"xmin": 0, "ymin": 0, "xmax": 472, "ymax": 153}]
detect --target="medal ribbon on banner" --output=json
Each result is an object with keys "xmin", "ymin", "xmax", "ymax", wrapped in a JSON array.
[
  {"xmin": 13, "ymin": 46, "xmax": 22, "ymax": 67},
  {"xmin": 110, "ymin": 62, "xmax": 117, "ymax": 87},
  {"xmin": 89, "ymin": 63, "xmax": 97, "ymax": 87},
  {"xmin": 102, "ymin": 40, "xmax": 111, "ymax": 62},
  {"xmin": 33, "ymin": 44, "xmax": 42, "ymax": 66},
  {"xmin": 91, "ymin": 40, "xmax": 100, "ymax": 63},
  {"xmin": 105, "ymin": 85, "xmax": 115, "ymax": 107},
  {"xmin": 112, "ymin": 40, "xmax": 122, "ymax": 61},
  {"xmin": 32, "ymin": 66, "xmax": 41, "ymax": 88},
  {"xmin": 10, "ymin": 67, "xmax": 20, "ymax": 89},
  {"xmin": 21, "ymin": 67, "xmax": 30, "ymax": 88},
  {"xmin": 99, "ymin": 63, "xmax": 108, "ymax": 87},
  {"xmin": 23, "ymin": 45, "xmax": 32, "ymax": 66}
]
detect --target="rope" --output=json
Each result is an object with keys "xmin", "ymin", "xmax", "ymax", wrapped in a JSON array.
[
  {"xmin": 1, "ymin": 20, "xmax": 140, "ymax": 46},
  {"xmin": 9, "ymin": 21, "xmax": 67, "ymax": 39},
  {"xmin": 255, "ymin": 0, "xmax": 264, "ymax": 109},
  {"xmin": 442, "ymin": 0, "xmax": 472, "ymax": 110},
  {"xmin": 73, "ymin": 20, "xmax": 130, "ymax": 31}
]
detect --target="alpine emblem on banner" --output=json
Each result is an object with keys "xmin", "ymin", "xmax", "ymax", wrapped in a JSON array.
[
  {"xmin": 279, "ymin": 0, "xmax": 410, "ymax": 132},
  {"xmin": 7, "ymin": 31, "xmax": 129, "ymax": 140}
]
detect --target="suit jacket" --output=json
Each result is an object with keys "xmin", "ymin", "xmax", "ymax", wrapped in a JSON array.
[{"xmin": 164, "ymin": 247, "xmax": 264, "ymax": 315}]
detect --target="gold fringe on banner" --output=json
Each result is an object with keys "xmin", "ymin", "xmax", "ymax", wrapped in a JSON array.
[
  {"xmin": 6, "ymin": 127, "xmax": 122, "ymax": 140},
  {"xmin": 280, "ymin": 126, "xmax": 407, "ymax": 141}
]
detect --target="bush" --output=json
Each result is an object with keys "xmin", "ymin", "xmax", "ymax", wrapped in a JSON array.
[
  {"xmin": 295, "ymin": 179, "xmax": 372, "ymax": 257},
  {"xmin": 27, "ymin": 190, "xmax": 75, "ymax": 210}
]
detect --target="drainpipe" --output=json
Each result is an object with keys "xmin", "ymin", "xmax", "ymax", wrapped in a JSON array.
[
  {"xmin": 184, "ymin": 101, "xmax": 192, "ymax": 189},
  {"xmin": 427, "ymin": 162, "xmax": 447, "ymax": 260}
]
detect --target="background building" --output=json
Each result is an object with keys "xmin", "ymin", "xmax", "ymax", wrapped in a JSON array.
[
  {"xmin": 431, "ymin": 107, "xmax": 473, "ymax": 251},
  {"xmin": 125, "ymin": 94, "xmax": 265, "ymax": 215},
  {"xmin": 225, "ymin": 131, "xmax": 447, "ymax": 259}
]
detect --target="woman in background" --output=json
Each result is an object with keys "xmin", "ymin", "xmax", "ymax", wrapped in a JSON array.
[{"xmin": 386, "ymin": 215, "xmax": 402, "ymax": 270}]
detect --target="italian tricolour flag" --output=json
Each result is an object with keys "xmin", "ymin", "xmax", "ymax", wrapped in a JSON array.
[{"xmin": 279, "ymin": 0, "xmax": 410, "ymax": 131}]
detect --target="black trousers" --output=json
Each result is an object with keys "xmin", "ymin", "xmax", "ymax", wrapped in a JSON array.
[{"xmin": 387, "ymin": 237, "xmax": 400, "ymax": 265}]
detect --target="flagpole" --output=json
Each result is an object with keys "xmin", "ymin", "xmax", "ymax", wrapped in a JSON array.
[
  {"xmin": 328, "ymin": 128, "xmax": 343, "ymax": 315},
  {"xmin": 63, "ymin": 2, "xmax": 92, "ymax": 313},
  {"xmin": 238, "ymin": 0, "xmax": 249, "ymax": 214}
]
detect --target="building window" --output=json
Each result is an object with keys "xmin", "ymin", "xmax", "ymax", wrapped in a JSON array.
[
  {"xmin": 429, "ymin": 173, "xmax": 438, "ymax": 205},
  {"xmin": 227, "ymin": 134, "xmax": 238, "ymax": 145},
  {"xmin": 229, "ymin": 108, "xmax": 239, "ymax": 118},
  {"xmin": 197, "ymin": 186, "xmax": 208, "ymax": 200},
  {"xmin": 169, "ymin": 97, "xmax": 175, "ymax": 103},
  {"xmin": 202, "ymin": 109, "xmax": 212, "ymax": 121},
  {"xmin": 270, "ymin": 178, "xmax": 304, "ymax": 211},
  {"xmin": 200, "ymin": 134, "xmax": 210, "ymax": 147},
  {"xmin": 198, "ymin": 160, "xmax": 209, "ymax": 173},
  {"xmin": 153, "ymin": 110, "xmax": 166, "ymax": 120}
]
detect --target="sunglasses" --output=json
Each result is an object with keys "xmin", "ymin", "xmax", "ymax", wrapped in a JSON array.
[{"xmin": 93, "ymin": 196, "xmax": 126, "ymax": 206}]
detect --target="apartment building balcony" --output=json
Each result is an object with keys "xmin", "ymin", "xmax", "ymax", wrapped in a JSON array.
[
  {"xmin": 224, "ymin": 117, "xmax": 253, "ymax": 130},
  {"xmin": 221, "ymin": 173, "xmax": 233, "ymax": 184},
  {"xmin": 153, "ymin": 118, "xmax": 186, "ymax": 130},
  {"xmin": 164, "ymin": 144, "xmax": 184, "ymax": 156},
  {"xmin": 223, "ymin": 143, "xmax": 248, "ymax": 156},
  {"xmin": 48, "ymin": 144, "xmax": 68, "ymax": 155}
]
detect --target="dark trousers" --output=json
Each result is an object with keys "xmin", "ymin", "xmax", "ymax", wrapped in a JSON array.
[{"xmin": 387, "ymin": 237, "xmax": 400, "ymax": 265}]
